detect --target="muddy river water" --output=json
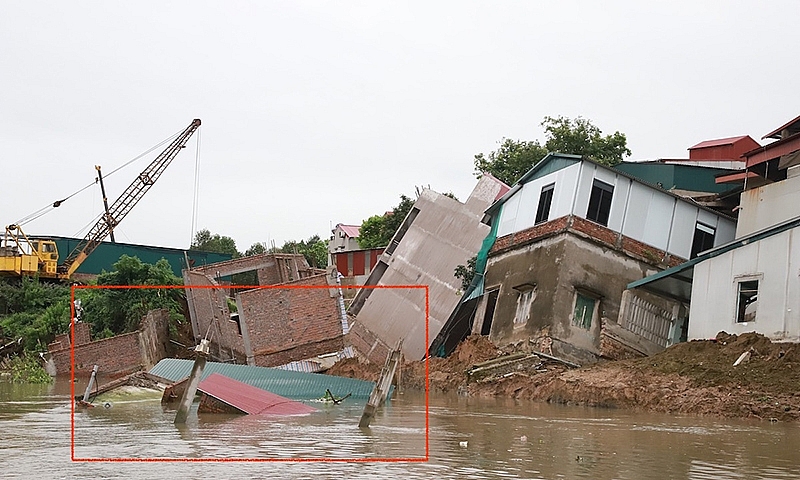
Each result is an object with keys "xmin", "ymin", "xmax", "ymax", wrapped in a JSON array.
[{"xmin": 2, "ymin": 379, "xmax": 799, "ymax": 479}]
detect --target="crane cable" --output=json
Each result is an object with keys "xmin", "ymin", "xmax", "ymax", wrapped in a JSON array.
[
  {"xmin": 12, "ymin": 127, "xmax": 185, "ymax": 228},
  {"xmin": 190, "ymin": 128, "xmax": 202, "ymax": 246}
]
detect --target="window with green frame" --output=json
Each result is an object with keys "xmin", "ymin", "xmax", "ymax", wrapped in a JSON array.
[{"xmin": 573, "ymin": 293, "xmax": 595, "ymax": 329}]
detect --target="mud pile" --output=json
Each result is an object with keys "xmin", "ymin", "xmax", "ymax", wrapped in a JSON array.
[{"xmin": 329, "ymin": 332, "xmax": 800, "ymax": 422}]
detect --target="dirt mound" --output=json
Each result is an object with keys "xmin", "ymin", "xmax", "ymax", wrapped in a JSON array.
[
  {"xmin": 324, "ymin": 357, "xmax": 381, "ymax": 382},
  {"xmin": 468, "ymin": 331, "xmax": 800, "ymax": 422},
  {"xmin": 403, "ymin": 335, "xmax": 502, "ymax": 392},
  {"xmin": 328, "ymin": 332, "xmax": 800, "ymax": 421}
]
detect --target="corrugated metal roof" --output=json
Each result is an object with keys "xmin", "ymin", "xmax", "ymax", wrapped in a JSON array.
[
  {"xmin": 336, "ymin": 224, "xmax": 360, "ymax": 238},
  {"xmin": 198, "ymin": 373, "xmax": 318, "ymax": 415},
  {"xmin": 150, "ymin": 358, "xmax": 375, "ymax": 400},
  {"xmin": 689, "ymin": 135, "xmax": 751, "ymax": 149}
]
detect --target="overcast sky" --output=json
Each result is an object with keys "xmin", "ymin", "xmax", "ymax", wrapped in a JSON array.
[{"xmin": 2, "ymin": 1, "xmax": 797, "ymax": 252}]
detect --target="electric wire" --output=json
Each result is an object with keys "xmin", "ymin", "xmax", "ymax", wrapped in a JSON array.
[{"xmin": 11, "ymin": 127, "xmax": 184, "ymax": 228}]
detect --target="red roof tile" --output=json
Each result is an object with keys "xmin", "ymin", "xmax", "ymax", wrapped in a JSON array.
[{"xmin": 198, "ymin": 373, "xmax": 318, "ymax": 415}]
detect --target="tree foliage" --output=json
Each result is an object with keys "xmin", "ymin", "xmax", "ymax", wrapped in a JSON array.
[
  {"xmin": 78, "ymin": 255, "xmax": 185, "ymax": 337},
  {"xmin": 453, "ymin": 255, "xmax": 478, "ymax": 291},
  {"xmin": 358, "ymin": 195, "xmax": 415, "ymax": 249},
  {"xmin": 474, "ymin": 116, "xmax": 631, "ymax": 185},
  {"xmin": 276, "ymin": 235, "xmax": 328, "ymax": 269},
  {"xmin": 0, "ymin": 277, "xmax": 71, "ymax": 351},
  {"xmin": 191, "ymin": 229, "xmax": 241, "ymax": 257}
]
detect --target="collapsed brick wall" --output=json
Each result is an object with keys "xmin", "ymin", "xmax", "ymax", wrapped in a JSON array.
[
  {"xmin": 48, "ymin": 309, "xmax": 171, "ymax": 378},
  {"xmin": 239, "ymin": 274, "xmax": 344, "ymax": 367},
  {"xmin": 184, "ymin": 270, "xmax": 245, "ymax": 362},
  {"xmin": 347, "ymin": 320, "xmax": 391, "ymax": 365},
  {"xmin": 50, "ymin": 331, "xmax": 140, "ymax": 377}
]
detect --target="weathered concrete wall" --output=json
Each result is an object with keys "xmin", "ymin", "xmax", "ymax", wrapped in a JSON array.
[
  {"xmin": 349, "ymin": 177, "xmax": 506, "ymax": 363},
  {"xmin": 238, "ymin": 274, "xmax": 344, "ymax": 367},
  {"xmin": 484, "ymin": 224, "xmax": 666, "ymax": 365}
]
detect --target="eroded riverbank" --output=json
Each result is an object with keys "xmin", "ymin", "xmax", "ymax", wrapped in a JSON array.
[{"xmin": 330, "ymin": 332, "xmax": 800, "ymax": 422}]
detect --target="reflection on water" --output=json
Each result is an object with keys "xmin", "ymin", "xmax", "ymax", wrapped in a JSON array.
[{"xmin": 1, "ymin": 379, "xmax": 799, "ymax": 479}]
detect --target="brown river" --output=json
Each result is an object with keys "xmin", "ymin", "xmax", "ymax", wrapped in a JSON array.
[{"xmin": 2, "ymin": 379, "xmax": 799, "ymax": 479}]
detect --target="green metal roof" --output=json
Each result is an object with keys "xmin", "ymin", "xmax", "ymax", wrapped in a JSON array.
[
  {"xmin": 44, "ymin": 236, "xmax": 232, "ymax": 276},
  {"xmin": 149, "ymin": 358, "xmax": 376, "ymax": 400},
  {"xmin": 613, "ymin": 161, "xmax": 737, "ymax": 194}
]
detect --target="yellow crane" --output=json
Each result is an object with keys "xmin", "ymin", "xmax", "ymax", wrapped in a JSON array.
[{"xmin": 0, "ymin": 119, "xmax": 201, "ymax": 281}]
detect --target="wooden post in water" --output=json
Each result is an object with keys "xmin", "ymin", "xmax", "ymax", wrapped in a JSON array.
[
  {"xmin": 81, "ymin": 365, "xmax": 98, "ymax": 403},
  {"xmin": 174, "ymin": 339, "xmax": 209, "ymax": 424},
  {"xmin": 359, "ymin": 339, "xmax": 402, "ymax": 428}
]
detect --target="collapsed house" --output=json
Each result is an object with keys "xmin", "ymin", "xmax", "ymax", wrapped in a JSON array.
[
  {"xmin": 183, "ymin": 253, "xmax": 350, "ymax": 370},
  {"xmin": 435, "ymin": 153, "xmax": 737, "ymax": 365},
  {"xmin": 631, "ymin": 115, "xmax": 800, "ymax": 342},
  {"xmin": 346, "ymin": 175, "xmax": 509, "ymax": 363}
]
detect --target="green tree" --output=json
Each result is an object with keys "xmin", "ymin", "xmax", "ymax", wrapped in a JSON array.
[
  {"xmin": 244, "ymin": 242, "xmax": 266, "ymax": 257},
  {"xmin": 454, "ymin": 255, "xmax": 477, "ymax": 291},
  {"xmin": 79, "ymin": 256, "xmax": 185, "ymax": 336},
  {"xmin": 277, "ymin": 235, "xmax": 328, "ymax": 268},
  {"xmin": 357, "ymin": 194, "xmax": 415, "ymax": 249},
  {"xmin": 0, "ymin": 277, "xmax": 71, "ymax": 351},
  {"xmin": 474, "ymin": 116, "xmax": 631, "ymax": 185},
  {"xmin": 191, "ymin": 229, "xmax": 241, "ymax": 257}
]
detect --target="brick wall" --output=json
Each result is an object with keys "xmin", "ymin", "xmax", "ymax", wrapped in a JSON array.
[
  {"xmin": 73, "ymin": 322, "xmax": 91, "ymax": 346},
  {"xmin": 50, "ymin": 331, "xmax": 141, "ymax": 377},
  {"xmin": 239, "ymin": 274, "xmax": 344, "ymax": 367},
  {"xmin": 48, "ymin": 309, "xmax": 171, "ymax": 378},
  {"xmin": 184, "ymin": 270, "xmax": 245, "ymax": 362},
  {"xmin": 491, "ymin": 215, "xmax": 686, "ymax": 268},
  {"xmin": 491, "ymin": 216, "xmax": 570, "ymax": 253},
  {"xmin": 347, "ymin": 320, "xmax": 392, "ymax": 364}
]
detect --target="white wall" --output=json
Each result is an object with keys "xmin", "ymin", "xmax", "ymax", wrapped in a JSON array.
[
  {"xmin": 688, "ymin": 226, "xmax": 800, "ymax": 341},
  {"xmin": 494, "ymin": 160, "xmax": 736, "ymax": 259},
  {"xmin": 496, "ymin": 163, "xmax": 581, "ymax": 237},
  {"xmin": 736, "ymin": 174, "xmax": 800, "ymax": 238}
]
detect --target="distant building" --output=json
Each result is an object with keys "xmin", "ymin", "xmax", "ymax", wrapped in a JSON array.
[
  {"xmin": 347, "ymin": 174, "xmax": 509, "ymax": 363},
  {"xmin": 331, "ymin": 246, "xmax": 385, "ymax": 287},
  {"xmin": 631, "ymin": 115, "xmax": 800, "ymax": 343},
  {"xmin": 329, "ymin": 224, "xmax": 361, "ymax": 254},
  {"xmin": 36, "ymin": 235, "xmax": 231, "ymax": 279},
  {"xmin": 436, "ymin": 154, "xmax": 736, "ymax": 365}
]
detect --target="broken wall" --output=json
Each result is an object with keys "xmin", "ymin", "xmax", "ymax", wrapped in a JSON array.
[
  {"xmin": 349, "ymin": 175, "xmax": 507, "ymax": 363},
  {"xmin": 48, "ymin": 309, "xmax": 170, "ymax": 377},
  {"xmin": 237, "ymin": 274, "xmax": 344, "ymax": 367}
]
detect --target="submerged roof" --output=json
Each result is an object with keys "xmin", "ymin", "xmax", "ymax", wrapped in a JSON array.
[
  {"xmin": 198, "ymin": 373, "xmax": 318, "ymax": 415},
  {"xmin": 150, "ymin": 358, "xmax": 375, "ymax": 400}
]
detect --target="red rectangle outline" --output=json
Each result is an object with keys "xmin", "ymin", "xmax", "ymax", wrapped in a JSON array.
[{"xmin": 70, "ymin": 283, "xmax": 429, "ymax": 463}]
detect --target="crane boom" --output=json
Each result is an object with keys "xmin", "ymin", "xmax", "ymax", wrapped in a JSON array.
[{"xmin": 58, "ymin": 118, "xmax": 201, "ymax": 277}]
